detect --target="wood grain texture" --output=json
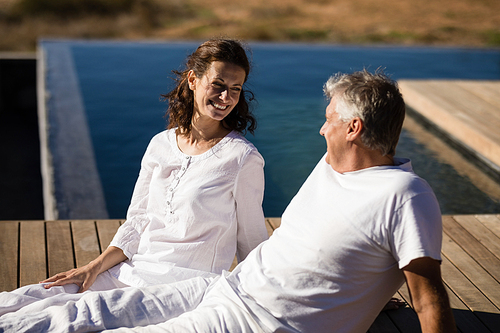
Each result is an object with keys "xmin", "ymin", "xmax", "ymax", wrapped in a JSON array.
[
  {"xmin": 0, "ymin": 221, "xmax": 19, "ymax": 291},
  {"xmin": 399, "ymin": 80, "xmax": 500, "ymax": 167},
  {"xmin": 2, "ymin": 216, "xmax": 500, "ymax": 332},
  {"xmin": 19, "ymin": 221, "xmax": 46, "ymax": 286}
]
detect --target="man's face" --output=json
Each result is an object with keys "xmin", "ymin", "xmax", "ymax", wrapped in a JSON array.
[{"xmin": 319, "ymin": 97, "xmax": 350, "ymax": 166}]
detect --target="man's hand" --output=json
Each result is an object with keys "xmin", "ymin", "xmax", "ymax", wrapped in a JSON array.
[{"xmin": 403, "ymin": 257, "xmax": 456, "ymax": 333}]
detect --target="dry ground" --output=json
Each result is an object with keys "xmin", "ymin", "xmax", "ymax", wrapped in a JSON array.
[{"xmin": 0, "ymin": 0, "xmax": 499, "ymax": 51}]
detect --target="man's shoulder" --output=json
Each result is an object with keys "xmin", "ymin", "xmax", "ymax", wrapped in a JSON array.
[
  {"xmin": 350, "ymin": 162, "xmax": 436, "ymax": 209},
  {"xmin": 373, "ymin": 158, "xmax": 430, "ymax": 191}
]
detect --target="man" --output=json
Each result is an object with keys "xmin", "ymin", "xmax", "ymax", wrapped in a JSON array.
[{"xmin": 0, "ymin": 70, "xmax": 455, "ymax": 333}]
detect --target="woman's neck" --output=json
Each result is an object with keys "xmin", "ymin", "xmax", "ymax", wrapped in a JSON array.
[{"xmin": 177, "ymin": 120, "xmax": 231, "ymax": 156}]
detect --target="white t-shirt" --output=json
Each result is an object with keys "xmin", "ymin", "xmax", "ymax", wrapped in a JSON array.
[
  {"xmin": 109, "ymin": 129, "xmax": 269, "ymax": 287},
  {"xmin": 228, "ymin": 155, "xmax": 442, "ymax": 333}
]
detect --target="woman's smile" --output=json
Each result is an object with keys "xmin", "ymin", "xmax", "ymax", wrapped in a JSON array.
[
  {"xmin": 210, "ymin": 100, "xmax": 229, "ymax": 110},
  {"xmin": 188, "ymin": 61, "xmax": 246, "ymax": 122}
]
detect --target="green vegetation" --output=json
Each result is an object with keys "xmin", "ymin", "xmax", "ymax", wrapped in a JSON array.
[
  {"xmin": 0, "ymin": 0, "xmax": 498, "ymax": 51},
  {"xmin": 10, "ymin": 0, "xmax": 135, "ymax": 16},
  {"xmin": 483, "ymin": 30, "xmax": 500, "ymax": 46},
  {"xmin": 0, "ymin": 0, "xmax": 198, "ymax": 51},
  {"xmin": 284, "ymin": 29, "xmax": 330, "ymax": 41}
]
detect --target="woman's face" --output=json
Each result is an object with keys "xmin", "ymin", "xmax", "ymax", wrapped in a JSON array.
[{"xmin": 188, "ymin": 61, "xmax": 246, "ymax": 122}]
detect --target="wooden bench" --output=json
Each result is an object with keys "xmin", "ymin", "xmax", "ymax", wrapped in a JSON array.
[{"xmin": 1, "ymin": 215, "xmax": 500, "ymax": 332}]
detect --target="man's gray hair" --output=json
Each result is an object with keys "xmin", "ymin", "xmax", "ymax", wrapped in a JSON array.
[{"xmin": 323, "ymin": 69, "xmax": 406, "ymax": 156}]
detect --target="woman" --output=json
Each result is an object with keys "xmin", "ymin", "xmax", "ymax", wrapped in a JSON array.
[{"xmin": 0, "ymin": 38, "xmax": 268, "ymax": 315}]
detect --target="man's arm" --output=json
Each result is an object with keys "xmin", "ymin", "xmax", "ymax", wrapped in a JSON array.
[{"xmin": 403, "ymin": 257, "xmax": 456, "ymax": 333}]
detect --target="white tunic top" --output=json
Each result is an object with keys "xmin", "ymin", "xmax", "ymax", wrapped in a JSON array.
[
  {"xmin": 109, "ymin": 129, "xmax": 268, "ymax": 287},
  {"xmin": 228, "ymin": 155, "xmax": 442, "ymax": 333}
]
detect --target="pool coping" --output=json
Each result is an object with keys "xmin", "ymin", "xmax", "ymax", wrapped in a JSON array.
[{"xmin": 37, "ymin": 41, "xmax": 108, "ymax": 220}]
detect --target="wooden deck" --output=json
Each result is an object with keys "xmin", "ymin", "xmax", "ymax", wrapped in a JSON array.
[
  {"xmin": 1, "ymin": 216, "xmax": 500, "ymax": 332},
  {"xmin": 398, "ymin": 80, "xmax": 500, "ymax": 172}
]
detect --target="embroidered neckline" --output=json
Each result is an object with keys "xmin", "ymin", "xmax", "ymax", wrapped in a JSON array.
[{"xmin": 168, "ymin": 129, "xmax": 237, "ymax": 161}]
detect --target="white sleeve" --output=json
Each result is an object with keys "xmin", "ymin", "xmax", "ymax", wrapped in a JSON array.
[
  {"xmin": 391, "ymin": 192, "xmax": 443, "ymax": 269},
  {"xmin": 109, "ymin": 141, "xmax": 156, "ymax": 259},
  {"xmin": 234, "ymin": 148, "xmax": 269, "ymax": 262}
]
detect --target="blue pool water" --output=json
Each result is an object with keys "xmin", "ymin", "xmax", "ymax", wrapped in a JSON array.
[{"xmin": 68, "ymin": 41, "xmax": 500, "ymax": 218}]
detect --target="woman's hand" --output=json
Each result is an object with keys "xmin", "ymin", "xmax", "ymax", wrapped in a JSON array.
[
  {"xmin": 41, "ymin": 260, "xmax": 102, "ymax": 293},
  {"xmin": 40, "ymin": 246, "xmax": 127, "ymax": 293}
]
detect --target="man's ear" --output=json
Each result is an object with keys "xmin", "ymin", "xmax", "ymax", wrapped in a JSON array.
[
  {"xmin": 187, "ymin": 70, "xmax": 197, "ymax": 91},
  {"xmin": 346, "ymin": 117, "xmax": 363, "ymax": 141}
]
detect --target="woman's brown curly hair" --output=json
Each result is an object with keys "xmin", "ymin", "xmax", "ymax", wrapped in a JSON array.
[{"xmin": 162, "ymin": 38, "xmax": 257, "ymax": 135}]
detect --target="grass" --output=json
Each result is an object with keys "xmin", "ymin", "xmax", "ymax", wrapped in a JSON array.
[
  {"xmin": 483, "ymin": 30, "xmax": 500, "ymax": 46},
  {"xmin": 9, "ymin": 0, "xmax": 135, "ymax": 16},
  {"xmin": 0, "ymin": 0, "xmax": 499, "ymax": 51}
]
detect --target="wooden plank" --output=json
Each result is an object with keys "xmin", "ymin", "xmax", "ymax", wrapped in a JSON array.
[
  {"xmin": 402, "ymin": 114, "xmax": 500, "ymax": 209},
  {"xmin": 441, "ymin": 265, "xmax": 493, "ymax": 333},
  {"xmin": 229, "ymin": 256, "xmax": 238, "ymax": 271},
  {"xmin": 433, "ymin": 81, "xmax": 500, "ymax": 127},
  {"xmin": 265, "ymin": 219, "xmax": 274, "ymax": 237},
  {"xmin": 442, "ymin": 230, "xmax": 500, "ymax": 309},
  {"xmin": 443, "ymin": 222, "xmax": 500, "ymax": 290},
  {"xmin": 266, "ymin": 217, "xmax": 281, "ymax": 230},
  {"xmin": 441, "ymin": 233, "xmax": 499, "ymax": 332},
  {"xmin": 452, "ymin": 309, "xmax": 493, "ymax": 333},
  {"xmin": 389, "ymin": 286, "xmax": 464, "ymax": 332},
  {"xmin": 5, "ymin": 215, "xmax": 500, "ymax": 332},
  {"xmin": 96, "ymin": 219, "xmax": 121, "ymax": 252},
  {"xmin": 71, "ymin": 220, "xmax": 100, "ymax": 268},
  {"xmin": 475, "ymin": 214, "xmax": 500, "ymax": 239},
  {"xmin": 46, "ymin": 220, "xmax": 74, "ymax": 277},
  {"xmin": 440, "ymin": 256, "xmax": 500, "ymax": 332},
  {"xmin": 445, "ymin": 215, "xmax": 500, "ymax": 331},
  {"xmin": 0, "ymin": 221, "xmax": 19, "ymax": 292},
  {"xmin": 380, "ymin": 284, "xmax": 421, "ymax": 333},
  {"xmin": 455, "ymin": 81, "xmax": 500, "ymax": 110},
  {"xmin": 398, "ymin": 80, "xmax": 500, "ymax": 167},
  {"xmin": 385, "ymin": 307, "xmax": 421, "ymax": 333},
  {"xmin": 445, "ymin": 284, "xmax": 491, "ymax": 333},
  {"xmin": 470, "ymin": 311, "xmax": 500, "ymax": 333},
  {"xmin": 397, "ymin": 284, "xmax": 411, "ymax": 306},
  {"xmin": 402, "ymin": 81, "xmax": 500, "ymax": 132},
  {"xmin": 368, "ymin": 312, "xmax": 402, "ymax": 333},
  {"xmin": 19, "ymin": 221, "xmax": 46, "ymax": 286},
  {"xmin": 443, "ymin": 216, "xmax": 500, "ymax": 286},
  {"xmin": 399, "ymin": 81, "xmax": 472, "ymax": 125},
  {"xmin": 394, "ymin": 215, "xmax": 500, "ymax": 332},
  {"xmin": 453, "ymin": 215, "xmax": 500, "ymax": 261}
]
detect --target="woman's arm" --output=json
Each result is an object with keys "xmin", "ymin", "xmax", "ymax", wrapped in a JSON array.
[
  {"xmin": 109, "ymin": 138, "xmax": 158, "ymax": 259},
  {"xmin": 43, "ymin": 163, "xmax": 154, "ymax": 293},
  {"xmin": 42, "ymin": 137, "xmax": 160, "ymax": 292},
  {"xmin": 41, "ymin": 246, "xmax": 127, "ymax": 293},
  {"xmin": 234, "ymin": 149, "xmax": 269, "ymax": 262}
]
